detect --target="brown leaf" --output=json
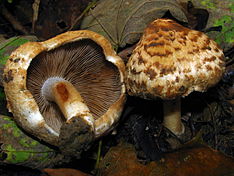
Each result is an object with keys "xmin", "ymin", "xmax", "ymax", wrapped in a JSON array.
[
  {"xmin": 99, "ymin": 142, "xmax": 234, "ymax": 176},
  {"xmin": 43, "ymin": 168, "xmax": 91, "ymax": 176},
  {"xmin": 35, "ymin": 0, "xmax": 93, "ymax": 39},
  {"xmin": 80, "ymin": 0, "xmax": 187, "ymax": 48}
]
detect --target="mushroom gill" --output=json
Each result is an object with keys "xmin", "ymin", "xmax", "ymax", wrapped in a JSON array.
[{"xmin": 26, "ymin": 39, "xmax": 122, "ymax": 133}]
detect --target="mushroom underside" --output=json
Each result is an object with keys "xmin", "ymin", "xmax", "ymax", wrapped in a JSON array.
[{"xmin": 26, "ymin": 39, "xmax": 122, "ymax": 133}]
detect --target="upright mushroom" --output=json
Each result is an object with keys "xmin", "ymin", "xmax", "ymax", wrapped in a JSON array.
[
  {"xmin": 126, "ymin": 19, "xmax": 225, "ymax": 136},
  {"xmin": 3, "ymin": 30, "xmax": 126, "ymax": 155}
]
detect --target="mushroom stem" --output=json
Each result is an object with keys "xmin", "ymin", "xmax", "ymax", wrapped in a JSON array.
[
  {"xmin": 41, "ymin": 77, "xmax": 94, "ymax": 129},
  {"xmin": 163, "ymin": 97, "xmax": 184, "ymax": 136}
]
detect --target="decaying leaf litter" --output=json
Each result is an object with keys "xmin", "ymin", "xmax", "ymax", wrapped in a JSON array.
[{"xmin": 0, "ymin": 0, "xmax": 233, "ymax": 175}]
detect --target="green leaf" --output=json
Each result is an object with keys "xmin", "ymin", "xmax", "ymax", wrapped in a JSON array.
[
  {"xmin": 0, "ymin": 36, "xmax": 38, "ymax": 65},
  {"xmin": 213, "ymin": 15, "xmax": 234, "ymax": 44},
  {"xmin": 4, "ymin": 145, "xmax": 31, "ymax": 164},
  {"xmin": 185, "ymin": 0, "xmax": 234, "ymax": 50},
  {"xmin": 0, "ymin": 115, "xmax": 65, "ymax": 169},
  {"xmin": 0, "ymin": 50, "xmax": 9, "ymax": 65}
]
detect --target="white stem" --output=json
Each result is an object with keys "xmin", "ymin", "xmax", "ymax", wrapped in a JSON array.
[
  {"xmin": 163, "ymin": 97, "xmax": 184, "ymax": 135},
  {"xmin": 41, "ymin": 77, "xmax": 94, "ymax": 129}
]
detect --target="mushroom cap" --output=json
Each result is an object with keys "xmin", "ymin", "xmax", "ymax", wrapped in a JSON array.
[
  {"xmin": 3, "ymin": 30, "xmax": 126, "ymax": 146},
  {"xmin": 126, "ymin": 19, "xmax": 225, "ymax": 100}
]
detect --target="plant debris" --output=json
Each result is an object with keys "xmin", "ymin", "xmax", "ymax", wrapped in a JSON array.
[
  {"xmin": 0, "ymin": 115, "xmax": 67, "ymax": 169},
  {"xmin": 81, "ymin": 0, "xmax": 187, "ymax": 49},
  {"xmin": 98, "ymin": 142, "xmax": 234, "ymax": 176}
]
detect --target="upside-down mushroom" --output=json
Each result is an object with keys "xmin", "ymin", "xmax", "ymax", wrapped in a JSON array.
[
  {"xmin": 3, "ymin": 30, "xmax": 126, "ymax": 155},
  {"xmin": 126, "ymin": 19, "xmax": 225, "ymax": 136}
]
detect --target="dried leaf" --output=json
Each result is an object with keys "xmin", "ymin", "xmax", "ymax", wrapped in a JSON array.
[
  {"xmin": 81, "ymin": 0, "xmax": 187, "ymax": 49},
  {"xmin": 99, "ymin": 142, "xmax": 234, "ymax": 176},
  {"xmin": 0, "ymin": 115, "xmax": 66, "ymax": 169},
  {"xmin": 34, "ymin": 0, "xmax": 93, "ymax": 39},
  {"xmin": 200, "ymin": 101, "xmax": 234, "ymax": 156}
]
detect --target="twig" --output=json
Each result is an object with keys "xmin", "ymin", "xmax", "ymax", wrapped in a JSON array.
[
  {"xmin": 0, "ymin": 5, "xmax": 29, "ymax": 34},
  {"xmin": 68, "ymin": 0, "xmax": 97, "ymax": 31},
  {"xmin": 32, "ymin": 0, "xmax": 41, "ymax": 33},
  {"xmin": 94, "ymin": 140, "xmax": 102, "ymax": 170}
]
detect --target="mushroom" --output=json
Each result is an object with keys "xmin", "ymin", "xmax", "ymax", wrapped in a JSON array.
[
  {"xmin": 125, "ymin": 19, "xmax": 225, "ymax": 136},
  {"xmin": 3, "ymin": 30, "xmax": 126, "ymax": 155}
]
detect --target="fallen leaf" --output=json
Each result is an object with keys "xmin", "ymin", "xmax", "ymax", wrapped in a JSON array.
[
  {"xmin": 43, "ymin": 168, "xmax": 91, "ymax": 176},
  {"xmin": 99, "ymin": 142, "xmax": 234, "ymax": 176},
  {"xmin": 81, "ymin": 0, "xmax": 187, "ymax": 49},
  {"xmin": 0, "ymin": 115, "xmax": 66, "ymax": 169},
  {"xmin": 34, "ymin": 0, "xmax": 93, "ymax": 39}
]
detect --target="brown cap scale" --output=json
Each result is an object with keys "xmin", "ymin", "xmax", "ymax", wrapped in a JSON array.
[
  {"xmin": 3, "ymin": 30, "xmax": 126, "ymax": 155},
  {"xmin": 126, "ymin": 19, "xmax": 225, "ymax": 135}
]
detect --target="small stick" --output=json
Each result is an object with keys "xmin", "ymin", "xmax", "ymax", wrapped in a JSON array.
[
  {"xmin": 68, "ymin": 0, "xmax": 97, "ymax": 31},
  {"xmin": 32, "ymin": 0, "xmax": 41, "ymax": 33},
  {"xmin": 95, "ymin": 140, "xmax": 102, "ymax": 170}
]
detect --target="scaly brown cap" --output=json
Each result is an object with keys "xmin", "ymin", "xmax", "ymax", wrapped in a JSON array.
[{"xmin": 126, "ymin": 19, "xmax": 225, "ymax": 100}]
